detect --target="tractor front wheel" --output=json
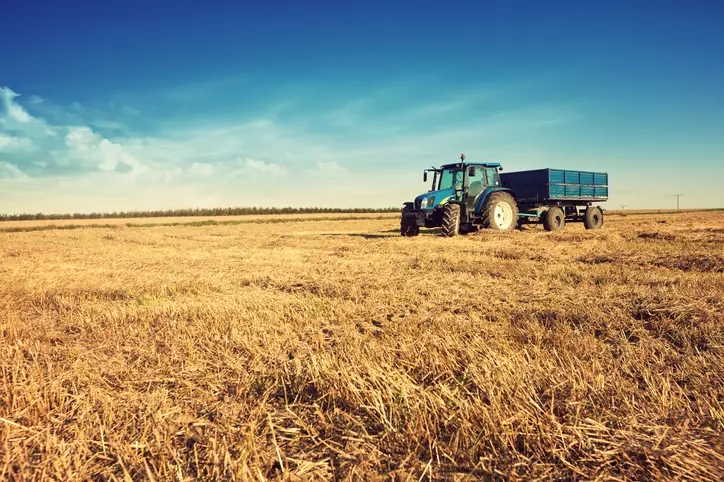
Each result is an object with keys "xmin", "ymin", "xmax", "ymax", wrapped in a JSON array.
[
  {"xmin": 481, "ymin": 192, "xmax": 519, "ymax": 231},
  {"xmin": 401, "ymin": 224, "xmax": 420, "ymax": 237},
  {"xmin": 400, "ymin": 204, "xmax": 419, "ymax": 237},
  {"xmin": 441, "ymin": 203, "xmax": 460, "ymax": 237}
]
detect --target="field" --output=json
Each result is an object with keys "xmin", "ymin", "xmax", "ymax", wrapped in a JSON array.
[{"xmin": 1, "ymin": 211, "xmax": 723, "ymax": 480}]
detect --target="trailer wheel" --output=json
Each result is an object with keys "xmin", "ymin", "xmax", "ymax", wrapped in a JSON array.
[
  {"xmin": 481, "ymin": 192, "xmax": 519, "ymax": 231},
  {"xmin": 441, "ymin": 203, "xmax": 460, "ymax": 237},
  {"xmin": 583, "ymin": 206, "xmax": 603, "ymax": 230},
  {"xmin": 543, "ymin": 207, "xmax": 565, "ymax": 231}
]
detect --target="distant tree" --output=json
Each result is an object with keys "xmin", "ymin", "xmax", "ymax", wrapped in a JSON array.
[{"xmin": 0, "ymin": 205, "xmax": 400, "ymax": 222}]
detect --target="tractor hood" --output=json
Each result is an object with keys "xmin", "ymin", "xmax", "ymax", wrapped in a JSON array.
[{"xmin": 415, "ymin": 187, "xmax": 456, "ymax": 210}]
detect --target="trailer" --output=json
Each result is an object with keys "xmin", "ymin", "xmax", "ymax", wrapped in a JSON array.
[{"xmin": 500, "ymin": 168, "xmax": 609, "ymax": 231}]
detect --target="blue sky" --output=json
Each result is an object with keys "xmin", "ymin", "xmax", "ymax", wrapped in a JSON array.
[{"xmin": 1, "ymin": 0, "xmax": 723, "ymax": 213}]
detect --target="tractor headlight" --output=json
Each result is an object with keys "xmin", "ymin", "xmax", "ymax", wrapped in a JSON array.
[{"xmin": 421, "ymin": 196, "xmax": 435, "ymax": 209}]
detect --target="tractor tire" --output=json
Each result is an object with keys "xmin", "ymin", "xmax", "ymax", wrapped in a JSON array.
[
  {"xmin": 481, "ymin": 191, "xmax": 519, "ymax": 231},
  {"xmin": 543, "ymin": 207, "xmax": 565, "ymax": 232},
  {"xmin": 400, "ymin": 204, "xmax": 419, "ymax": 237},
  {"xmin": 583, "ymin": 206, "xmax": 603, "ymax": 230},
  {"xmin": 441, "ymin": 203, "xmax": 461, "ymax": 237},
  {"xmin": 401, "ymin": 224, "xmax": 420, "ymax": 237}
]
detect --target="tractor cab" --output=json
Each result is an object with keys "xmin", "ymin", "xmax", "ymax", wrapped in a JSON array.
[
  {"xmin": 416, "ymin": 155, "xmax": 503, "ymax": 214},
  {"xmin": 401, "ymin": 154, "xmax": 518, "ymax": 237}
]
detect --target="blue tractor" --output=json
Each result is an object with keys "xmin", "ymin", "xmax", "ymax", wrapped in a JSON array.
[{"xmin": 400, "ymin": 154, "xmax": 608, "ymax": 236}]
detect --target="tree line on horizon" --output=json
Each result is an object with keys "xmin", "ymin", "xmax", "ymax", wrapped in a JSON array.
[{"xmin": 0, "ymin": 206, "xmax": 400, "ymax": 222}]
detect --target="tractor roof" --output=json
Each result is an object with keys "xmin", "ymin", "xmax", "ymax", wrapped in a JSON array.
[{"xmin": 439, "ymin": 162, "xmax": 501, "ymax": 169}]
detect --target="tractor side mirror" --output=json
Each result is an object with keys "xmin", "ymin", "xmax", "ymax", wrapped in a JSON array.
[
  {"xmin": 423, "ymin": 172, "xmax": 428, "ymax": 182},
  {"xmin": 468, "ymin": 166, "xmax": 476, "ymax": 177}
]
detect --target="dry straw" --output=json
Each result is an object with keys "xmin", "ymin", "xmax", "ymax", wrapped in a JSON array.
[{"xmin": 1, "ymin": 212, "xmax": 723, "ymax": 480}]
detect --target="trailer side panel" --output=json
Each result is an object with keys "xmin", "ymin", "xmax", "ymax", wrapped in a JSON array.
[{"xmin": 501, "ymin": 168, "xmax": 609, "ymax": 203}]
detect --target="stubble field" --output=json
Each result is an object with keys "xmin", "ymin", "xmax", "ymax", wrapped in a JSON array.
[{"xmin": 1, "ymin": 211, "xmax": 723, "ymax": 480}]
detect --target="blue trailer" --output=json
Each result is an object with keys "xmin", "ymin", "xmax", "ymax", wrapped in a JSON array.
[
  {"xmin": 400, "ymin": 154, "xmax": 608, "ymax": 236},
  {"xmin": 500, "ymin": 168, "xmax": 609, "ymax": 231}
]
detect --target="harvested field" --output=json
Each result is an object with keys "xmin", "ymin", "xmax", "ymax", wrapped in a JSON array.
[
  {"xmin": 0, "ymin": 212, "xmax": 399, "ymax": 230},
  {"xmin": 1, "ymin": 211, "xmax": 723, "ymax": 480}
]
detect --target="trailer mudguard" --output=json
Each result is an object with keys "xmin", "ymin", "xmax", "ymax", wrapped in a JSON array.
[{"xmin": 473, "ymin": 187, "xmax": 516, "ymax": 215}]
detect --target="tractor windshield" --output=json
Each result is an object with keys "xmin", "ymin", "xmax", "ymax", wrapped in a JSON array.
[{"xmin": 437, "ymin": 168, "xmax": 463, "ymax": 191}]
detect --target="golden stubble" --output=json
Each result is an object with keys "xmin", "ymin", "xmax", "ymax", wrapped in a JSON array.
[{"xmin": 1, "ymin": 212, "xmax": 723, "ymax": 480}]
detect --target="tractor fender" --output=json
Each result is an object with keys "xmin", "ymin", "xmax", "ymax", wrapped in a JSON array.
[{"xmin": 474, "ymin": 187, "xmax": 516, "ymax": 215}]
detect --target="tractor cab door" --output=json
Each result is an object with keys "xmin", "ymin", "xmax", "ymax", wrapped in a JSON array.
[{"xmin": 465, "ymin": 166, "xmax": 486, "ymax": 212}]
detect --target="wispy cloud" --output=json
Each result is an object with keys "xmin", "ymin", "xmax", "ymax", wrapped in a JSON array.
[
  {"xmin": 0, "ymin": 134, "xmax": 37, "ymax": 153},
  {"xmin": 64, "ymin": 126, "xmax": 147, "ymax": 174},
  {"xmin": 189, "ymin": 162, "xmax": 216, "ymax": 177},
  {"xmin": 239, "ymin": 158, "xmax": 286, "ymax": 175},
  {"xmin": 27, "ymin": 95, "xmax": 44, "ymax": 105},
  {"xmin": 0, "ymin": 161, "xmax": 29, "ymax": 179},
  {"xmin": 316, "ymin": 160, "xmax": 348, "ymax": 177},
  {"xmin": 0, "ymin": 80, "xmax": 580, "ymax": 213},
  {"xmin": 0, "ymin": 87, "xmax": 33, "ymax": 123},
  {"xmin": 1, "ymin": 86, "xmax": 150, "ymax": 178}
]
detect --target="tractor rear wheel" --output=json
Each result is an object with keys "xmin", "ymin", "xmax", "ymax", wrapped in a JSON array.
[
  {"xmin": 583, "ymin": 206, "xmax": 603, "ymax": 230},
  {"xmin": 441, "ymin": 203, "xmax": 460, "ymax": 237},
  {"xmin": 481, "ymin": 192, "xmax": 518, "ymax": 231},
  {"xmin": 543, "ymin": 207, "xmax": 565, "ymax": 231}
]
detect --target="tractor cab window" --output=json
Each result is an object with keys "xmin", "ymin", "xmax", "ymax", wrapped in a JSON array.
[
  {"xmin": 438, "ymin": 169, "xmax": 463, "ymax": 191},
  {"xmin": 485, "ymin": 167, "xmax": 500, "ymax": 186}
]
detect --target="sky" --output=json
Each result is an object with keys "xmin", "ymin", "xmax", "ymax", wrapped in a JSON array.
[{"xmin": 1, "ymin": 0, "xmax": 723, "ymax": 214}]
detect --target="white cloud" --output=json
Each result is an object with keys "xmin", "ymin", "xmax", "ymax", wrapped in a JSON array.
[
  {"xmin": 0, "ymin": 82, "xmax": 594, "ymax": 213},
  {"xmin": 0, "ymin": 161, "xmax": 29, "ymax": 179},
  {"xmin": 0, "ymin": 134, "xmax": 37, "ymax": 152},
  {"xmin": 99, "ymin": 139, "xmax": 127, "ymax": 172},
  {"xmin": 238, "ymin": 157, "xmax": 286, "ymax": 175},
  {"xmin": 1, "ymin": 88, "xmax": 64, "ymax": 144},
  {"xmin": 316, "ymin": 160, "xmax": 348, "ymax": 177},
  {"xmin": 64, "ymin": 126, "xmax": 147, "ymax": 174},
  {"xmin": 0, "ymin": 87, "xmax": 32, "ymax": 123},
  {"xmin": 65, "ymin": 126, "xmax": 97, "ymax": 152},
  {"xmin": 91, "ymin": 119, "xmax": 126, "ymax": 131},
  {"xmin": 189, "ymin": 162, "xmax": 215, "ymax": 176}
]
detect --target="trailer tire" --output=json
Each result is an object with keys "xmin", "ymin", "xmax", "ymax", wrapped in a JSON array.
[
  {"xmin": 543, "ymin": 207, "xmax": 565, "ymax": 232},
  {"xmin": 441, "ymin": 203, "xmax": 460, "ymax": 237},
  {"xmin": 583, "ymin": 206, "xmax": 603, "ymax": 230},
  {"xmin": 481, "ymin": 191, "xmax": 519, "ymax": 231}
]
